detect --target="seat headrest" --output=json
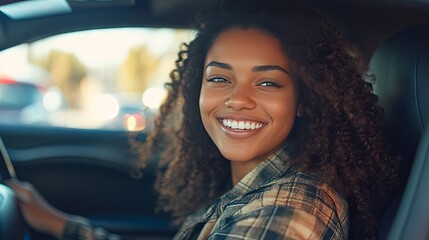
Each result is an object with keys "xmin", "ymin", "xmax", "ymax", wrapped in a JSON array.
[{"xmin": 369, "ymin": 24, "xmax": 429, "ymax": 165}]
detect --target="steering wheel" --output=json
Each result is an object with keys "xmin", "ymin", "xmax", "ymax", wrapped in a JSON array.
[{"xmin": 0, "ymin": 137, "xmax": 28, "ymax": 239}]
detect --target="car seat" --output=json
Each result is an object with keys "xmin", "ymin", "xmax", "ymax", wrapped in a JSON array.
[{"xmin": 368, "ymin": 24, "xmax": 429, "ymax": 240}]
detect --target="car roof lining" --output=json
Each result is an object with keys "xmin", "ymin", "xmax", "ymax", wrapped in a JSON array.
[{"xmin": 0, "ymin": 0, "xmax": 428, "ymax": 62}]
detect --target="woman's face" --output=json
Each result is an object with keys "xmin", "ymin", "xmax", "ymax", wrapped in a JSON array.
[{"xmin": 199, "ymin": 28, "xmax": 299, "ymax": 166}]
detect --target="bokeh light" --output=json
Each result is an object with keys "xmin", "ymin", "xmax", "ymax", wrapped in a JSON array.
[
  {"xmin": 142, "ymin": 87, "xmax": 167, "ymax": 109},
  {"xmin": 92, "ymin": 94, "xmax": 120, "ymax": 121}
]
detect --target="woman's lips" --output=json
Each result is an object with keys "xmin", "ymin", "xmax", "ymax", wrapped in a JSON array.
[
  {"xmin": 220, "ymin": 118, "xmax": 264, "ymax": 130},
  {"xmin": 218, "ymin": 118, "xmax": 266, "ymax": 139}
]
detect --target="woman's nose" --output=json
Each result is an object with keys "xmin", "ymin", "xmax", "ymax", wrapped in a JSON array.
[{"xmin": 224, "ymin": 85, "xmax": 256, "ymax": 110}]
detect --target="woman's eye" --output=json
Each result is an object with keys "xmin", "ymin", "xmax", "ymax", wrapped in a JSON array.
[
  {"xmin": 258, "ymin": 81, "xmax": 281, "ymax": 88},
  {"xmin": 206, "ymin": 77, "xmax": 229, "ymax": 83}
]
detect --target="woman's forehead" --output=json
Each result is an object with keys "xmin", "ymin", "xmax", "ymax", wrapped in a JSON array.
[{"xmin": 205, "ymin": 28, "xmax": 290, "ymax": 68}]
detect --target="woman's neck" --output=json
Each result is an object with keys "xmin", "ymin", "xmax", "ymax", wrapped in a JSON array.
[{"xmin": 230, "ymin": 159, "xmax": 262, "ymax": 186}]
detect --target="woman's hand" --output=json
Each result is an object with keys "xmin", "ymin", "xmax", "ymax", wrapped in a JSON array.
[{"xmin": 5, "ymin": 179, "xmax": 67, "ymax": 238}]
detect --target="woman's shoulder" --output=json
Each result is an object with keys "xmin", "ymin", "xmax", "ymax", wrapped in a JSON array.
[
  {"xmin": 264, "ymin": 171, "xmax": 347, "ymax": 210},
  {"xmin": 218, "ymin": 171, "xmax": 349, "ymax": 239},
  {"xmin": 237, "ymin": 171, "xmax": 348, "ymax": 227}
]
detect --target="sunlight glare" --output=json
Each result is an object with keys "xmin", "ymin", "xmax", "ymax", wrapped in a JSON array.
[{"xmin": 142, "ymin": 87, "xmax": 167, "ymax": 109}]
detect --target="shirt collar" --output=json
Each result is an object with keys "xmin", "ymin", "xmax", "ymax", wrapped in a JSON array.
[
  {"xmin": 219, "ymin": 146, "xmax": 291, "ymax": 207},
  {"xmin": 178, "ymin": 146, "xmax": 292, "ymax": 230}
]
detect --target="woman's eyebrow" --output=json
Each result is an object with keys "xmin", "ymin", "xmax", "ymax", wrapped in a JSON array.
[
  {"xmin": 205, "ymin": 61, "xmax": 233, "ymax": 70},
  {"xmin": 252, "ymin": 65, "xmax": 289, "ymax": 75},
  {"xmin": 205, "ymin": 62, "xmax": 289, "ymax": 75}
]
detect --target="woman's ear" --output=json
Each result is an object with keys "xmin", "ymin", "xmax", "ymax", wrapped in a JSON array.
[{"xmin": 297, "ymin": 102, "xmax": 303, "ymax": 117}]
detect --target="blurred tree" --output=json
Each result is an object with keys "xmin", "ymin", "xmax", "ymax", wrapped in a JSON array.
[
  {"xmin": 32, "ymin": 50, "xmax": 87, "ymax": 108},
  {"xmin": 118, "ymin": 46, "xmax": 160, "ymax": 93}
]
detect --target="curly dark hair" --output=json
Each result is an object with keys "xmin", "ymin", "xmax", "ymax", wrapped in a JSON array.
[{"xmin": 134, "ymin": 0, "xmax": 400, "ymax": 239}]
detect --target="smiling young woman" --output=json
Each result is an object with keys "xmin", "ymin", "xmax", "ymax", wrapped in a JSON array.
[
  {"xmin": 7, "ymin": 0, "xmax": 399, "ymax": 239},
  {"xmin": 200, "ymin": 28, "xmax": 300, "ymax": 184},
  {"xmin": 142, "ymin": 0, "xmax": 400, "ymax": 238}
]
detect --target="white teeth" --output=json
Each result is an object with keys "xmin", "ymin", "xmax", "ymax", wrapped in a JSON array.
[
  {"xmin": 221, "ymin": 119, "xmax": 264, "ymax": 130},
  {"xmin": 222, "ymin": 119, "xmax": 228, "ymax": 126}
]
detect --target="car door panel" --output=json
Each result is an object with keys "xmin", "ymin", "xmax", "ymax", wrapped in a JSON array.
[{"xmin": 0, "ymin": 124, "xmax": 176, "ymax": 239}]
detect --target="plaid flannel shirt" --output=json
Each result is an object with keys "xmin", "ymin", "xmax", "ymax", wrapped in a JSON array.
[
  {"xmin": 173, "ymin": 148, "xmax": 348, "ymax": 240},
  {"xmin": 62, "ymin": 148, "xmax": 348, "ymax": 240}
]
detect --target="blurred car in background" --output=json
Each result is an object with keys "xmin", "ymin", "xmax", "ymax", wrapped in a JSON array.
[
  {"xmin": 100, "ymin": 93, "xmax": 154, "ymax": 132},
  {"xmin": 0, "ymin": 75, "xmax": 65, "ymax": 125}
]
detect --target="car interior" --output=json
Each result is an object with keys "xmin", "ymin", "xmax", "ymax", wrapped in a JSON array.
[
  {"xmin": 369, "ymin": 24, "xmax": 429, "ymax": 240},
  {"xmin": 0, "ymin": 0, "xmax": 428, "ymax": 239}
]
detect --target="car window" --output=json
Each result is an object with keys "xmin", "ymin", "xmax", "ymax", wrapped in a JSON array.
[{"xmin": 0, "ymin": 27, "xmax": 192, "ymax": 131}]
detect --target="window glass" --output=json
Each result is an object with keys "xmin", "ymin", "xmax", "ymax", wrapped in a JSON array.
[{"xmin": 0, "ymin": 28, "xmax": 193, "ymax": 131}]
